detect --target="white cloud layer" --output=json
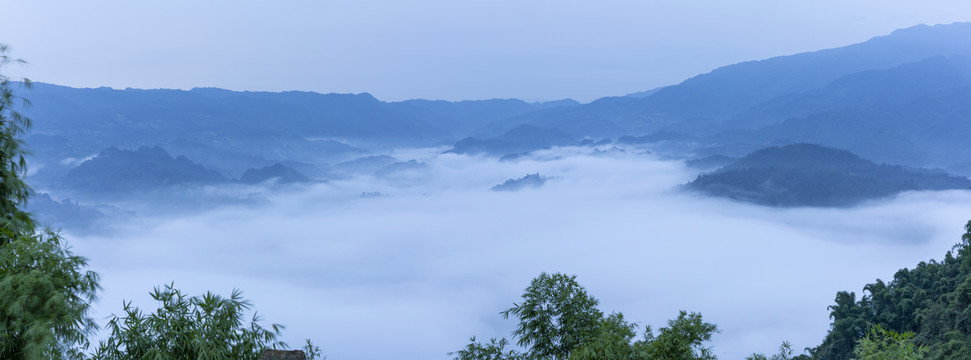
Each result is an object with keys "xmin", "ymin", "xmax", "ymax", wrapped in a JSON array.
[{"xmin": 70, "ymin": 149, "xmax": 971, "ymax": 359}]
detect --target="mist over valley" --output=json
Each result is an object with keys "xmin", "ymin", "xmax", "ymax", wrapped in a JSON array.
[{"xmin": 5, "ymin": 10, "xmax": 971, "ymax": 360}]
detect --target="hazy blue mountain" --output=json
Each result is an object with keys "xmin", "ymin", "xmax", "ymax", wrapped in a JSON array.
[
  {"xmin": 61, "ymin": 146, "xmax": 228, "ymax": 195},
  {"xmin": 491, "ymin": 174, "xmax": 548, "ymax": 192},
  {"xmin": 192, "ymin": 89, "xmax": 449, "ymax": 144},
  {"xmin": 332, "ymin": 155, "xmax": 399, "ymax": 176},
  {"xmin": 20, "ymin": 83, "xmax": 430, "ymax": 175},
  {"xmin": 16, "ymin": 22, "xmax": 971, "ymax": 186},
  {"xmin": 684, "ymin": 155, "xmax": 737, "ymax": 171},
  {"xmin": 727, "ymin": 55, "xmax": 971, "ymax": 130},
  {"xmin": 373, "ymin": 160, "xmax": 428, "ymax": 177},
  {"xmin": 389, "ymin": 98, "xmax": 579, "ymax": 138},
  {"xmin": 473, "ymin": 96, "xmax": 635, "ymax": 138},
  {"xmin": 239, "ymin": 163, "xmax": 311, "ymax": 184},
  {"xmin": 617, "ymin": 131, "xmax": 693, "ymax": 145},
  {"xmin": 18, "ymin": 83, "xmax": 587, "ymax": 181},
  {"xmin": 685, "ymin": 144, "xmax": 971, "ymax": 207},
  {"xmin": 168, "ymin": 136, "xmax": 365, "ymax": 177},
  {"xmin": 704, "ymin": 55, "xmax": 971, "ymax": 170},
  {"xmin": 479, "ymin": 22, "xmax": 971, "ymax": 138},
  {"xmin": 624, "ymin": 87, "xmax": 667, "ymax": 98},
  {"xmin": 277, "ymin": 160, "xmax": 335, "ymax": 180},
  {"xmin": 654, "ymin": 22, "xmax": 971, "ymax": 134},
  {"xmin": 27, "ymin": 192, "xmax": 106, "ymax": 233},
  {"xmin": 448, "ymin": 125, "xmax": 577, "ymax": 156}
]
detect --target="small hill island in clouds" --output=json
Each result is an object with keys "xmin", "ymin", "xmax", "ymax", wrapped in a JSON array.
[
  {"xmin": 685, "ymin": 144, "xmax": 971, "ymax": 207},
  {"xmin": 491, "ymin": 173, "xmax": 548, "ymax": 192}
]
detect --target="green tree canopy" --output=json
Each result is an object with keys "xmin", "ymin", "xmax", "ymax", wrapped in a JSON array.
[
  {"xmin": 454, "ymin": 273, "xmax": 719, "ymax": 360},
  {"xmin": 0, "ymin": 43, "xmax": 101, "ymax": 360},
  {"xmin": 808, "ymin": 220, "xmax": 971, "ymax": 360},
  {"xmin": 92, "ymin": 284, "xmax": 285, "ymax": 360},
  {"xmin": 501, "ymin": 272, "xmax": 604, "ymax": 360},
  {"xmin": 851, "ymin": 325, "xmax": 925, "ymax": 360}
]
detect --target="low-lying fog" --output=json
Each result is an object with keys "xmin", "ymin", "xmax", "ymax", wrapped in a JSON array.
[{"xmin": 68, "ymin": 146, "xmax": 971, "ymax": 359}]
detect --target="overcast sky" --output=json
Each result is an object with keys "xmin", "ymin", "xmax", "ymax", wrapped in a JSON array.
[{"xmin": 2, "ymin": 1, "xmax": 970, "ymax": 102}]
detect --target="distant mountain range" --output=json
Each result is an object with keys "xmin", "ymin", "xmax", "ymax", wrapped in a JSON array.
[
  {"xmin": 17, "ymin": 21, "xmax": 971, "ymax": 227},
  {"xmin": 685, "ymin": 144, "xmax": 971, "ymax": 207},
  {"xmin": 447, "ymin": 125, "xmax": 577, "ymax": 156},
  {"xmin": 23, "ymin": 22, "xmax": 971, "ymax": 178},
  {"xmin": 490, "ymin": 22, "xmax": 971, "ymax": 136},
  {"xmin": 58, "ymin": 147, "xmax": 318, "ymax": 197},
  {"xmin": 472, "ymin": 23, "xmax": 971, "ymax": 173},
  {"xmin": 702, "ymin": 55, "xmax": 971, "ymax": 169}
]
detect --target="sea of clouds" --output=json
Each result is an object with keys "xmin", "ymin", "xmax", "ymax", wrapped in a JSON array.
[{"xmin": 67, "ymin": 146, "xmax": 971, "ymax": 359}]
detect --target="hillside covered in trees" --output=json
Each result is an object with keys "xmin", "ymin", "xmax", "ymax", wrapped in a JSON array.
[
  {"xmin": 685, "ymin": 144, "xmax": 971, "ymax": 207},
  {"xmin": 806, "ymin": 220, "xmax": 971, "ymax": 360}
]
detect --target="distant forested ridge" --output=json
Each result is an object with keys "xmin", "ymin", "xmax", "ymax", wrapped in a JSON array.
[
  {"xmin": 62, "ymin": 146, "xmax": 228, "ymax": 195},
  {"xmin": 21, "ymin": 23, "xmax": 971, "ymax": 179}
]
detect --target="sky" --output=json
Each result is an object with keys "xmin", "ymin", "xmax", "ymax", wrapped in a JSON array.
[
  {"xmin": 2, "ymin": 1, "xmax": 971, "ymax": 102},
  {"xmin": 70, "ymin": 148, "xmax": 971, "ymax": 359}
]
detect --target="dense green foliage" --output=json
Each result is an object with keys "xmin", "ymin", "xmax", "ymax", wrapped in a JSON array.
[
  {"xmin": 452, "ymin": 273, "xmax": 719, "ymax": 360},
  {"xmin": 809, "ymin": 220, "xmax": 971, "ymax": 360},
  {"xmin": 0, "ymin": 230, "xmax": 100, "ymax": 360},
  {"xmin": 91, "ymin": 284, "xmax": 285, "ymax": 359},
  {"xmin": 0, "ymin": 43, "xmax": 102, "ymax": 360},
  {"xmin": 0, "ymin": 43, "xmax": 33, "ymax": 239},
  {"xmin": 851, "ymin": 326, "xmax": 924, "ymax": 360},
  {"xmin": 502, "ymin": 273, "xmax": 604, "ymax": 360}
]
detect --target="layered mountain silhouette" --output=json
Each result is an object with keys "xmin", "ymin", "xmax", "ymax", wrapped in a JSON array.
[
  {"xmin": 388, "ymin": 98, "xmax": 579, "ymax": 138},
  {"xmin": 491, "ymin": 174, "xmax": 548, "ymax": 192},
  {"xmin": 447, "ymin": 125, "xmax": 577, "ymax": 156},
  {"xmin": 239, "ymin": 163, "xmax": 311, "ymax": 185},
  {"xmin": 483, "ymin": 22, "xmax": 971, "ymax": 138},
  {"xmin": 705, "ymin": 55, "xmax": 971, "ymax": 170},
  {"xmin": 61, "ymin": 146, "xmax": 228, "ymax": 195},
  {"xmin": 18, "ymin": 21, "xmax": 971, "ymax": 219}
]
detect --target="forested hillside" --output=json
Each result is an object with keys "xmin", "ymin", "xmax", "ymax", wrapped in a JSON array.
[
  {"xmin": 808, "ymin": 220, "xmax": 971, "ymax": 360},
  {"xmin": 685, "ymin": 144, "xmax": 971, "ymax": 207}
]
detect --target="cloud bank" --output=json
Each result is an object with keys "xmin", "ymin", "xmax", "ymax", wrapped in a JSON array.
[{"xmin": 69, "ymin": 148, "xmax": 971, "ymax": 359}]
